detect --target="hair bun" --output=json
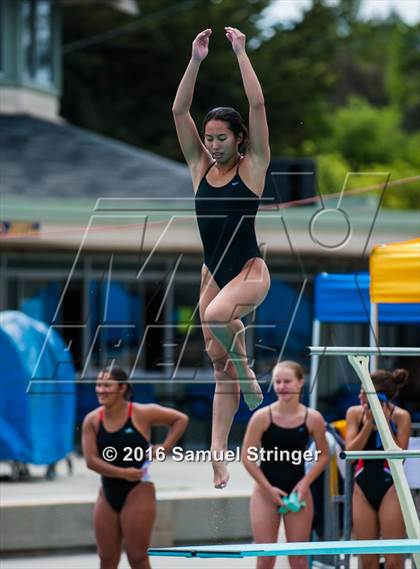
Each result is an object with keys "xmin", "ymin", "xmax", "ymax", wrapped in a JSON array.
[{"xmin": 392, "ymin": 368, "xmax": 408, "ymax": 387}]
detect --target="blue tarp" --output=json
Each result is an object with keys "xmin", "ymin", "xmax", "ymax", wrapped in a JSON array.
[
  {"xmin": 257, "ymin": 278, "xmax": 312, "ymax": 353},
  {"xmin": 314, "ymin": 272, "xmax": 420, "ymax": 323},
  {"xmin": 256, "ymin": 278, "xmax": 312, "ymax": 374},
  {"xmin": 0, "ymin": 311, "xmax": 76, "ymax": 464}
]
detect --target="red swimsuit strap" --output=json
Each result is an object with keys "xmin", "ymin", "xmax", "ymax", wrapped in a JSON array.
[
  {"xmin": 355, "ymin": 458, "xmax": 364, "ymax": 473},
  {"xmin": 128, "ymin": 401, "xmax": 133, "ymax": 417}
]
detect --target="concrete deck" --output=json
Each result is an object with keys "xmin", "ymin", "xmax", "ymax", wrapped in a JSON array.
[
  {"xmin": 1, "ymin": 455, "xmax": 254, "ymax": 553},
  {"xmin": 0, "ymin": 456, "xmax": 415, "ymax": 569}
]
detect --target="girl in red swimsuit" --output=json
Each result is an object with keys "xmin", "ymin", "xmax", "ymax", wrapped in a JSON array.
[
  {"xmin": 345, "ymin": 368, "xmax": 411, "ymax": 569},
  {"xmin": 82, "ymin": 366, "xmax": 188, "ymax": 569}
]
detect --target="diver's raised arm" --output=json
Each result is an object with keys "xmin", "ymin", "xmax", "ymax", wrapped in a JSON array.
[
  {"xmin": 172, "ymin": 29, "xmax": 212, "ymax": 168},
  {"xmin": 225, "ymin": 26, "xmax": 270, "ymax": 165}
]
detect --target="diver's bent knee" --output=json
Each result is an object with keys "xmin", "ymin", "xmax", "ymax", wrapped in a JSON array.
[{"xmin": 204, "ymin": 304, "xmax": 233, "ymax": 325}]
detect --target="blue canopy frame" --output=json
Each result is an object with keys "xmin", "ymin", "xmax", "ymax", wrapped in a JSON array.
[
  {"xmin": 309, "ymin": 272, "xmax": 420, "ymax": 408},
  {"xmin": 314, "ymin": 272, "xmax": 419, "ymax": 324}
]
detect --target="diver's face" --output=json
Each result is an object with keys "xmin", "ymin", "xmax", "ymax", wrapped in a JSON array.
[{"xmin": 204, "ymin": 120, "xmax": 242, "ymax": 163}]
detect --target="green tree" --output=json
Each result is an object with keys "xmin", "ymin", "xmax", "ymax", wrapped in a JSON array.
[
  {"xmin": 61, "ymin": 0, "xmax": 419, "ymax": 209},
  {"xmin": 386, "ymin": 22, "xmax": 420, "ymax": 130},
  {"xmin": 320, "ymin": 97, "xmax": 419, "ymax": 208},
  {"xmin": 256, "ymin": 0, "xmax": 339, "ymax": 155},
  {"xmin": 326, "ymin": 97, "xmax": 404, "ymax": 166}
]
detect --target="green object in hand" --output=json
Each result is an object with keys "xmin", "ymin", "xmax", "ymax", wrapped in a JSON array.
[{"xmin": 278, "ymin": 491, "xmax": 306, "ymax": 514}]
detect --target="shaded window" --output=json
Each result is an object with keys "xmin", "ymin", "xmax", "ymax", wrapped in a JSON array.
[
  {"xmin": 17, "ymin": 279, "xmax": 61, "ymax": 325},
  {"xmin": 14, "ymin": 278, "xmax": 84, "ymax": 369},
  {"xmin": 255, "ymin": 278, "xmax": 312, "ymax": 378},
  {"xmin": 172, "ymin": 282, "xmax": 205, "ymax": 373},
  {"xmin": 263, "ymin": 158, "xmax": 316, "ymax": 205},
  {"xmin": 22, "ymin": 0, "xmax": 54, "ymax": 86},
  {"xmin": 89, "ymin": 280, "xmax": 145, "ymax": 371}
]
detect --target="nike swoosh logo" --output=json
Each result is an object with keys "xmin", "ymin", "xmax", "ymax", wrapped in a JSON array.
[{"xmin": 232, "ymin": 181, "xmax": 239, "ymax": 186}]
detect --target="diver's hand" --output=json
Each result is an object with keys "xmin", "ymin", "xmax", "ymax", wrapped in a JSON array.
[
  {"xmin": 225, "ymin": 26, "xmax": 246, "ymax": 55},
  {"xmin": 192, "ymin": 29, "xmax": 212, "ymax": 62}
]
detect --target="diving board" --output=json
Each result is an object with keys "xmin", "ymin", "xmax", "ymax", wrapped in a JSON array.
[{"xmin": 149, "ymin": 539, "xmax": 420, "ymax": 558}]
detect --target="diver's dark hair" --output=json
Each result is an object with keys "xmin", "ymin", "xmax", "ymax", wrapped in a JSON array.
[
  {"xmin": 101, "ymin": 365, "xmax": 134, "ymax": 401},
  {"xmin": 202, "ymin": 107, "xmax": 249, "ymax": 154},
  {"xmin": 371, "ymin": 368, "xmax": 409, "ymax": 400}
]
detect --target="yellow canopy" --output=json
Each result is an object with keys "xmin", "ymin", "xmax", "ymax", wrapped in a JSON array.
[{"xmin": 370, "ymin": 238, "xmax": 420, "ymax": 303}]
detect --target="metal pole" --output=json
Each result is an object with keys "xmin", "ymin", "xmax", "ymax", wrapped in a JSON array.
[
  {"xmin": 341, "ymin": 450, "xmax": 420, "ymax": 460},
  {"xmin": 309, "ymin": 319, "xmax": 321, "ymax": 409},
  {"xmin": 163, "ymin": 268, "xmax": 175, "ymax": 397},
  {"xmin": 369, "ymin": 302, "xmax": 378, "ymax": 371},
  {"xmin": 322, "ymin": 435, "xmax": 337, "ymax": 547},
  {"xmin": 307, "ymin": 347, "xmax": 420, "ymax": 357},
  {"xmin": 82, "ymin": 256, "xmax": 91, "ymax": 376},
  {"xmin": 343, "ymin": 461, "xmax": 353, "ymax": 569}
]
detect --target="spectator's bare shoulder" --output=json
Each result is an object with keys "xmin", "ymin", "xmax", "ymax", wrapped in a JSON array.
[
  {"xmin": 306, "ymin": 407, "xmax": 326, "ymax": 429},
  {"xmin": 345, "ymin": 405, "xmax": 362, "ymax": 421},
  {"xmin": 133, "ymin": 403, "xmax": 165, "ymax": 421},
  {"xmin": 83, "ymin": 407, "xmax": 101, "ymax": 427},
  {"xmin": 134, "ymin": 403, "xmax": 186, "ymax": 425},
  {"xmin": 134, "ymin": 402, "xmax": 160, "ymax": 416},
  {"xmin": 131, "ymin": 402, "xmax": 155, "ymax": 420},
  {"xmin": 242, "ymin": 405, "xmax": 271, "ymax": 448},
  {"xmin": 249, "ymin": 405, "xmax": 271, "ymax": 430},
  {"xmin": 394, "ymin": 405, "xmax": 411, "ymax": 425}
]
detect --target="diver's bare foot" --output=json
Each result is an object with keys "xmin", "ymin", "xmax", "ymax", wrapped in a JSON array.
[
  {"xmin": 212, "ymin": 460, "xmax": 230, "ymax": 489},
  {"xmin": 242, "ymin": 368, "xmax": 263, "ymax": 410}
]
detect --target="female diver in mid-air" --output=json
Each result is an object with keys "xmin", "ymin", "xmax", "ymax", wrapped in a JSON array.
[{"xmin": 173, "ymin": 27, "xmax": 271, "ymax": 488}]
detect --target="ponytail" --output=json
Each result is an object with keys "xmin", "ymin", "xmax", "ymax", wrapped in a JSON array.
[{"xmin": 371, "ymin": 368, "xmax": 409, "ymax": 400}]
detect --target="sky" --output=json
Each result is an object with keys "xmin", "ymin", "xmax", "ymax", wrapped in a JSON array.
[{"xmin": 263, "ymin": 0, "xmax": 420, "ymax": 25}]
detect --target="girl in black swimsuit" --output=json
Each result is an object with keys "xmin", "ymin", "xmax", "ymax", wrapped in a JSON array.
[
  {"xmin": 82, "ymin": 366, "xmax": 188, "ymax": 569},
  {"xmin": 345, "ymin": 368, "xmax": 411, "ymax": 569},
  {"xmin": 173, "ymin": 27, "xmax": 271, "ymax": 489},
  {"xmin": 242, "ymin": 361, "xmax": 329, "ymax": 569}
]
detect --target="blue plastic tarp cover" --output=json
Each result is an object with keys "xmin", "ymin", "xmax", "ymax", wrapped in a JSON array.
[
  {"xmin": 257, "ymin": 278, "xmax": 312, "ymax": 357},
  {"xmin": 314, "ymin": 272, "xmax": 420, "ymax": 323},
  {"xmin": 0, "ymin": 311, "xmax": 76, "ymax": 464}
]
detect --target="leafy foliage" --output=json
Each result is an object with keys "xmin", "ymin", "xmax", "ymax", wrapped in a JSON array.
[{"xmin": 61, "ymin": 0, "xmax": 419, "ymax": 209}]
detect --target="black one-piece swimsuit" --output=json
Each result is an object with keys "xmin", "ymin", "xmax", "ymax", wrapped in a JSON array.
[
  {"xmin": 96, "ymin": 402, "xmax": 150, "ymax": 512},
  {"xmin": 354, "ymin": 408, "xmax": 397, "ymax": 511},
  {"xmin": 194, "ymin": 161, "xmax": 262, "ymax": 290},
  {"xmin": 260, "ymin": 406, "xmax": 310, "ymax": 494}
]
